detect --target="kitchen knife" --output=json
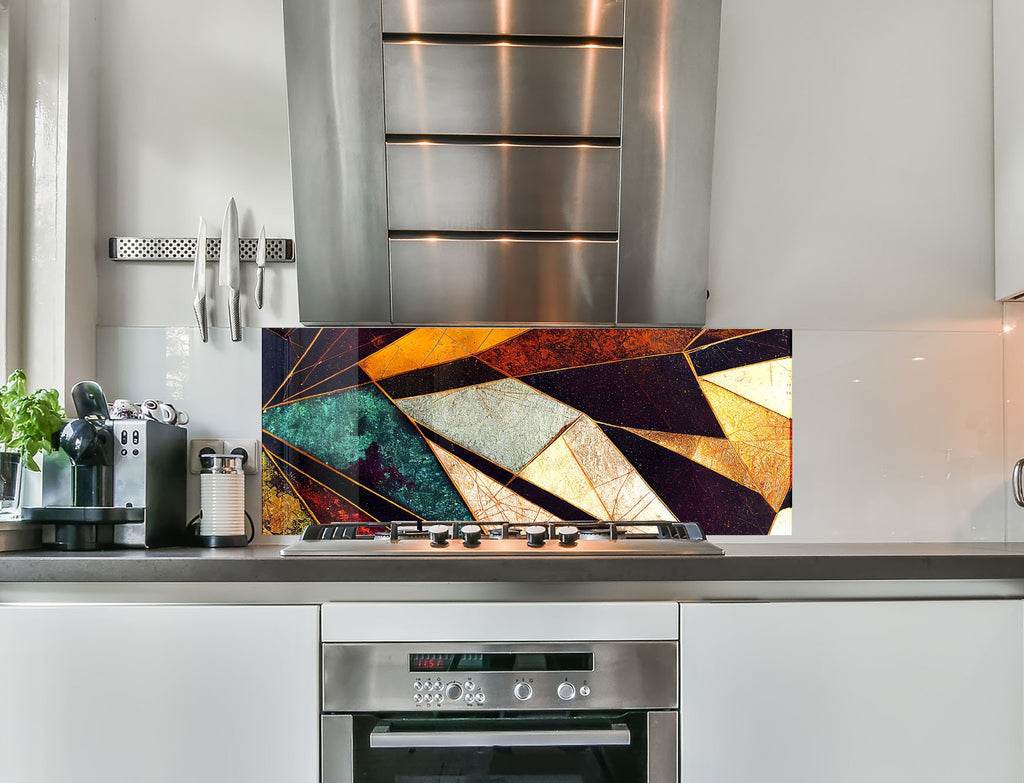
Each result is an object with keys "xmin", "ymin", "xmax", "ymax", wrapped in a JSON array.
[
  {"xmin": 192, "ymin": 217, "xmax": 209, "ymax": 342},
  {"xmin": 254, "ymin": 224, "xmax": 266, "ymax": 310},
  {"xmin": 219, "ymin": 197, "xmax": 241, "ymax": 342}
]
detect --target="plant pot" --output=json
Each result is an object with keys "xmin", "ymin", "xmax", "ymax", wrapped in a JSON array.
[{"xmin": 0, "ymin": 451, "xmax": 23, "ymax": 516}]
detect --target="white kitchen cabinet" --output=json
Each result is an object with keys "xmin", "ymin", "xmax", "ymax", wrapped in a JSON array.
[
  {"xmin": 996, "ymin": 0, "xmax": 1024, "ymax": 299},
  {"xmin": 0, "ymin": 604, "xmax": 319, "ymax": 783},
  {"xmin": 679, "ymin": 601, "xmax": 1023, "ymax": 783}
]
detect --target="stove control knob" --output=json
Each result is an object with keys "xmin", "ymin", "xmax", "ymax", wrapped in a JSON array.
[
  {"xmin": 514, "ymin": 682, "xmax": 533, "ymax": 701},
  {"xmin": 445, "ymin": 682, "xmax": 464, "ymax": 701},
  {"xmin": 525, "ymin": 525, "xmax": 547, "ymax": 548},
  {"xmin": 556, "ymin": 525, "xmax": 579, "ymax": 547},
  {"xmin": 428, "ymin": 524, "xmax": 450, "ymax": 547},
  {"xmin": 557, "ymin": 682, "xmax": 576, "ymax": 701},
  {"xmin": 461, "ymin": 524, "xmax": 483, "ymax": 548}
]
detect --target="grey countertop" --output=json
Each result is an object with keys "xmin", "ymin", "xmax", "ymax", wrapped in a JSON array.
[{"xmin": 2, "ymin": 541, "xmax": 1024, "ymax": 584}]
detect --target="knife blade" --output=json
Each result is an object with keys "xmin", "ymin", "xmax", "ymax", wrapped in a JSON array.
[
  {"xmin": 219, "ymin": 197, "xmax": 241, "ymax": 342},
  {"xmin": 192, "ymin": 217, "xmax": 209, "ymax": 342},
  {"xmin": 254, "ymin": 224, "xmax": 266, "ymax": 310}
]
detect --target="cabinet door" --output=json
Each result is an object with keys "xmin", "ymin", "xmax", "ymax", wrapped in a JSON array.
[
  {"xmin": 680, "ymin": 601, "xmax": 1023, "ymax": 783},
  {"xmin": 0, "ymin": 604, "xmax": 319, "ymax": 783},
  {"xmin": 996, "ymin": 0, "xmax": 1024, "ymax": 299}
]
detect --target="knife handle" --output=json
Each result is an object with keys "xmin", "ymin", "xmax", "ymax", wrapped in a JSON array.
[
  {"xmin": 255, "ymin": 267, "xmax": 265, "ymax": 310},
  {"xmin": 228, "ymin": 289, "xmax": 241, "ymax": 342},
  {"xmin": 193, "ymin": 295, "xmax": 209, "ymax": 343}
]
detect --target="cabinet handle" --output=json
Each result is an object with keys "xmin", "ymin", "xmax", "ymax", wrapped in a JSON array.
[
  {"xmin": 1013, "ymin": 458, "xmax": 1024, "ymax": 507},
  {"xmin": 369, "ymin": 723, "xmax": 630, "ymax": 749}
]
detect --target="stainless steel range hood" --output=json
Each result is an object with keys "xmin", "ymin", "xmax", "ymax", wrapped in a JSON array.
[{"xmin": 283, "ymin": 0, "xmax": 721, "ymax": 326}]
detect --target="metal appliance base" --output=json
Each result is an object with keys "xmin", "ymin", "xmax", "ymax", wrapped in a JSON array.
[{"xmin": 191, "ymin": 533, "xmax": 249, "ymax": 548}]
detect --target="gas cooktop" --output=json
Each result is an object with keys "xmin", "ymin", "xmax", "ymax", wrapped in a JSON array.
[{"xmin": 279, "ymin": 521, "xmax": 723, "ymax": 557}]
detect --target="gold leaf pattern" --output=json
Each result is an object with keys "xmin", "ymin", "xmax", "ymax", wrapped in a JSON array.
[
  {"xmin": 701, "ymin": 358, "xmax": 792, "ymax": 419},
  {"xmin": 360, "ymin": 328, "xmax": 530, "ymax": 381},
  {"xmin": 560, "ymin": 417, "xmax": 676, "ymax": 521},
  {"xmin": 626, "ymin": 429, "xmax": 761, "ymax": 495},
  {"xmin": 520, "ymin": 424, "xmax": 608, "ymax": 519},
  {"xmin": 429, "ymin": 442, "xmax": 560, "ymax": 524},
  {"xmin": 770, "ymin": 507, "xmax": 792, "ymax": 535},
  {"xmin": 699, "ymin": 380, "xmax": 792, "ymax": 511}
]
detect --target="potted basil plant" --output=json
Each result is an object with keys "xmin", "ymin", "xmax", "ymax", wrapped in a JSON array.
[{"xmin": 0, "ymin": 370, "xmax": 65, "ymax": 513}]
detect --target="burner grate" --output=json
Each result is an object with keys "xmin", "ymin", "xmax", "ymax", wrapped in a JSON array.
[{"xmin": 298, "ymin": 520, "xmax": 709, "ymax": 542}]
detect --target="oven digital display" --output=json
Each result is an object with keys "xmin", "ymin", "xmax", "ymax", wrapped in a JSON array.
[{"xmin": 409, "ymin": 652, "xmax": 594, "ymax": 673}]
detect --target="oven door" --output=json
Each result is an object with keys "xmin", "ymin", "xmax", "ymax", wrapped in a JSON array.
[{"xmin": 323, "ymin": 711, "xmax": 677, "ymax": 783}]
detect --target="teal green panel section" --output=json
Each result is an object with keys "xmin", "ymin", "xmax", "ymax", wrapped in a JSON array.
[
  {"xmin": 263, "ymin": 386, "xmax": 471, "ymax": 521},
  {"xmin": 396, "ymin": 378, "xmax": 580, "ymax": 473}
]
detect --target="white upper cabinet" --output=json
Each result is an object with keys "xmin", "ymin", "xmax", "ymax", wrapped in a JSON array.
[{"xmin": 996, "ymin": 0, "xmax": 1024, "ymax": 299}]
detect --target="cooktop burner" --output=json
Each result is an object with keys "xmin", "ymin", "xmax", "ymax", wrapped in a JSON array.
[{"xmin": 279, "ymin": 520, "xmax": 723, "ymax": 557}]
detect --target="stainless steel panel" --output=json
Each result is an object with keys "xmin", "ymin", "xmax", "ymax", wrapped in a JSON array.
[
  {"xmin": 322, "ymin": 714, "xmax": 354, "ymax": 783},
  {"xmin": 386, "ymin": 143, "xmax": 620, "ymax": 231},
  {"xmin": 384, "ymin": 42, "xmax": 622, "ymax": 137},
  {"xmin": 322, "ymin": 641, "xmax": 678, "ymax": 712},
  {"xmin": 617, "ymin": 0, "xmax": 721, "ymax": 325},
  {"xmin": 390, "ymin": 238, "xmax": 617, "ymax": 323},
  {"xmin": 0, "ymin": 522, "xmax": 42, "ymax": 552},
  {"xmin": 281, "ymin": 534, "xmax": 723, "ymax": 556},
  {"xmin": 283, "ymin": 0, "xmax": 392, "ymax": 325},
  {"xmin": 647, "ymin": 711, "xmax": 679, "ymax": 783},
  {"xmin": 382, "ymin": 0, "xmax": 624, "ymax": 37}
]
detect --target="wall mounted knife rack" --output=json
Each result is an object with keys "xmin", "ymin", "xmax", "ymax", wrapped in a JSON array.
[{"xmin": 108, "ymin": 237, "xmax": 294, "ymax": 263}]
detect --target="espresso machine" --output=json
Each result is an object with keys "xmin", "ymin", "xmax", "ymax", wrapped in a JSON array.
[{"xmin": 22, "ymin": 381, "xmax": 187, "ymax": 550}]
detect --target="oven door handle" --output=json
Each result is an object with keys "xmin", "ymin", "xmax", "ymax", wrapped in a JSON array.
[{"xmin": 369, "ymin": 723, "xmax": 631, "ymax": 748}]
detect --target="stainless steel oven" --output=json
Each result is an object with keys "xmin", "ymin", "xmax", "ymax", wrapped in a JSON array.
[{"xmin": 321, "ymin": 641, "xmax": 678, "ymax": 783}]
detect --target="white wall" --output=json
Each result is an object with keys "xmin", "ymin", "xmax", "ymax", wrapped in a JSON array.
[
  {"xmin": 91, "ymin": 0, "xmax": 1006, "ymax": 542},
  {"xmin": 95, "ymin": 0, "xmax": 295, "ymax": 328}
]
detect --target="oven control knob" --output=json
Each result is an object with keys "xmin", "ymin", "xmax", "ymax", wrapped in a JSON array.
[
  {"xmin": 514, "ymin": 682, "xmax": 533, "ymax": 701},
  {"xmin": 428, "ymin": 524, "xmax": 450, "ymax": 547},
  {"xmin": 525, "ymin": 525, "xmax": 547, "ymax": 547},
  {"xmin": 557, "ymin": 682, "xmax": 576, "ymax": 701},
  {"xmin": 461, "ymin": 524, "xmax": 482, "ymax": 548},
  {"xmin": 556, "ymin": 525, "xmax": 579, "ymax": 546},
  {"xmin": 445, "ymin": 682, "xmax": 464, "ymax": 701}
]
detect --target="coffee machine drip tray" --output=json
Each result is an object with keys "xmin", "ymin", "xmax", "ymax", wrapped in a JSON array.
[
  {"xmin": 22, "ymin": 507, "xmax": 145, "ymax": 524},
  {"xmin": 21, "ymin": 506, "xmax": 146, "ymax": 551}
]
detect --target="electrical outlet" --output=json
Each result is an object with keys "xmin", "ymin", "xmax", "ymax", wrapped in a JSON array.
[
  {"xmin": 189, "ymin": 438, "xmax": 224, "ymax": 474},
  {"xmin": 222, "ymin": 438, "xmax": 261, "ymax": 475}
]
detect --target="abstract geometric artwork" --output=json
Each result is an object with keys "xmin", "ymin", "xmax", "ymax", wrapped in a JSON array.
[{"xmin": 262, "ymin": 328, "xmax": 792, "ymax": 535}]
